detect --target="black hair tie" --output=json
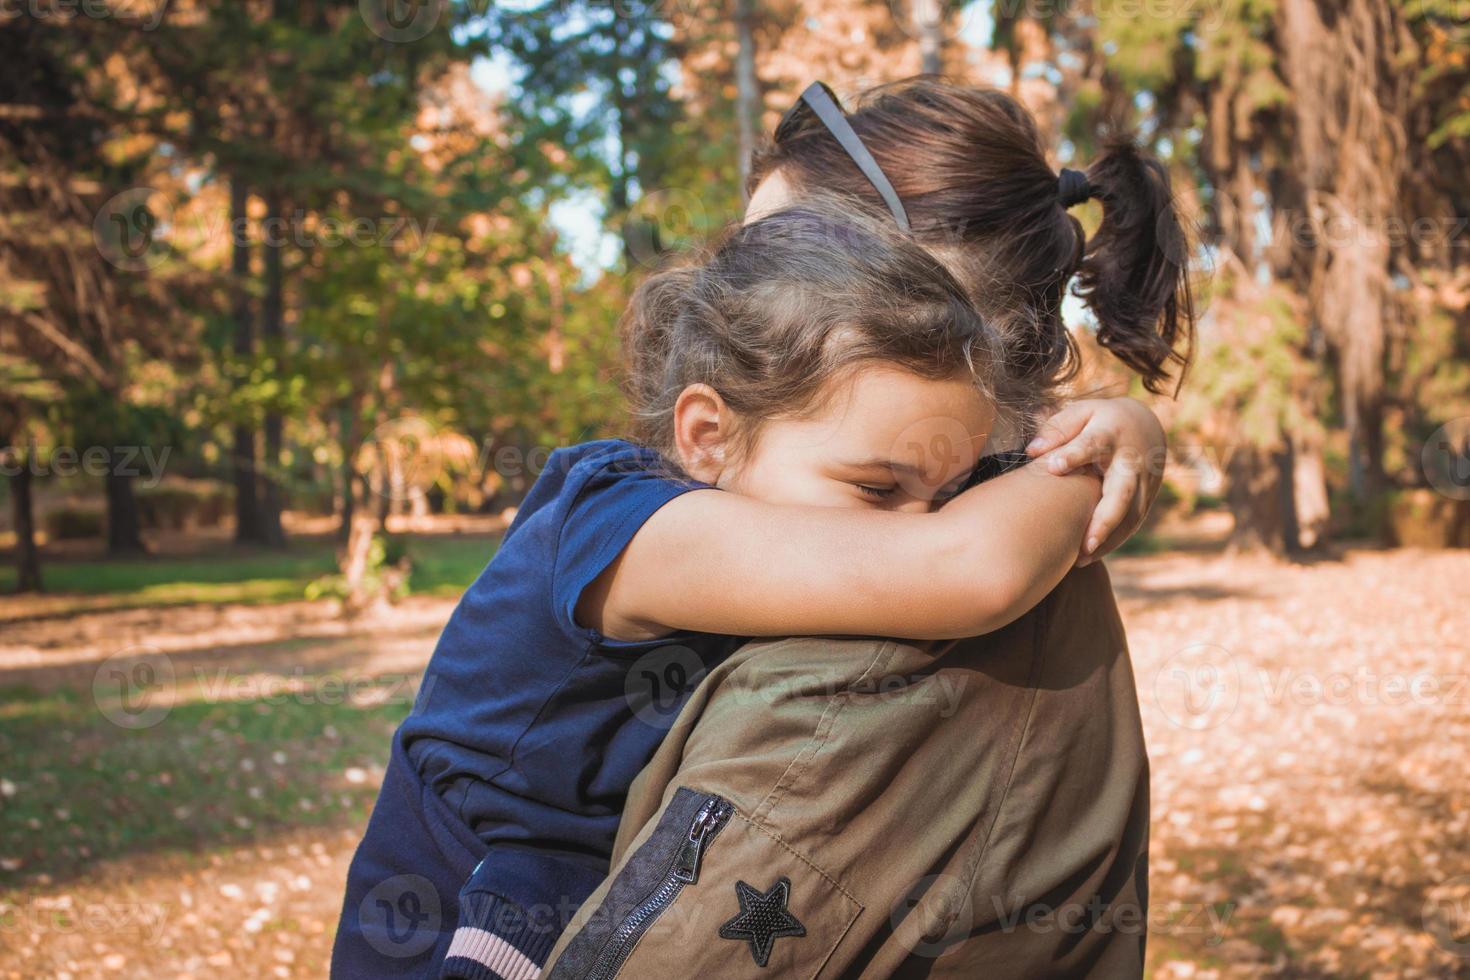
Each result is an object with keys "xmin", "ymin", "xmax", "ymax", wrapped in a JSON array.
[{"xmin": 1057, "ymin": 168, "xmax": 1092, "ymax": 208}]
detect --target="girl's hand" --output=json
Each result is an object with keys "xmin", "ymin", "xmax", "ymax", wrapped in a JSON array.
[{"xmin": 1024, "ymin": 398, "xmax": 1166, "ymax": 565}]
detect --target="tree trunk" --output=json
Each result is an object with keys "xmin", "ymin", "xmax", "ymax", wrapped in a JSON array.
[
  {"xmin": 1276, "ymin": 0, "xmax": 1402, "ymax": 509},
  {"xmin": 230, "ymin": 176, "xmax": 263, "ymax": 543},
  {"xmin": 609, "ymin": 14, "xmax": 631, "ymax": 267},
  {"xmin": 338, "ymin": 456, "xmax": 356, "ymax": 542},
  {"xmin": 1225, "ymin": 445, "xmax": 1289, "ymax": 555},
  {"xmin": 105, "ymin": 455, "xmax": 146, "ymax": 554},
  {"xmin": 9, "ymin": 451, "xmax": 42, "ymax": 592},
  {"xmin": 336, "ymin": 407, "xmax": 358, "ymax": 542},
  {"xmin": 1359, "ymin": 398, "xmax": 1387, "ymax": 504},
  {"xmin": 341, "ymin": 471, "xmax": 382, "ymax": 615},
  {"xmin": 376, "ymin": 460, "xmax": 393, "ymax": 525},
  {"xmin": 232, "ymin": 427, "xmax": 261, "ymax": 541},
  {"xmin": 1277, "ymin": 442, "xmax": 1301, "ymax": 557},
  {"xmin": 913, "ymin": 0, "xmax": 943, "ymax": 75},
  {"xmin": 1291, "ymin": 431, "xmax": 1331, "ymax": 551},
  {"xmin": 542, "ymin": 256, "xmax": 566, "ymax": 374},
  {"xmin": 258, "ymin": 190, "xmax": 286, "ymax": 547},
  {"xmin": 734, "ymin": 0, "xmax": 760, "ymax": 203},
  {"xmin": 342, "ymin": 506, "xmax": 376, "ymax": 602}
]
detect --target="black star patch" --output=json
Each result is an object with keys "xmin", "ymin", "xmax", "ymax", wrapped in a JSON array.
[{"xmin": 717, "ymin": 876, "xmax": 806, "ymax": 967}]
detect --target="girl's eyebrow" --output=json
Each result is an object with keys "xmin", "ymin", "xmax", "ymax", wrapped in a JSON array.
[{"xmin": 840, "ymin": 457, "xmax": 926, "ymax": 476}]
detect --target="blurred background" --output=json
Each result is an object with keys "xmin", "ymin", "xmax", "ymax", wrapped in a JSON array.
[{"xmin": 1, "ymin": 1, "xmax": 1468, "ymax": 977}]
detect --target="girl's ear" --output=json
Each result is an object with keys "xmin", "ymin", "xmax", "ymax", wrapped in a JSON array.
[{"xmin": 672, "ymin": 383, "xmax": 733, "ymax": 484}]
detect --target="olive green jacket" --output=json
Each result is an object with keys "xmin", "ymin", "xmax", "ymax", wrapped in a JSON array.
[{"xmin": 544, "ymin": 563, "xmax": 1149, "ymax": 979}]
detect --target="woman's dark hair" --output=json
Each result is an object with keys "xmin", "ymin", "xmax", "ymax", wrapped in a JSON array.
[
  {"xmin": 622, "ymin": 196, "xmax": 1009, "ymax": 467},
  {"xmin": 749, "ymin": 77, "xmax": 1194, "ymax": 398}
]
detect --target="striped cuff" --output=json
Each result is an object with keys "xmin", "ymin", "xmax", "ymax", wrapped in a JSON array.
[{"xmin": 442, "ymin": 892, "xmax": 558, "ymax": 980}]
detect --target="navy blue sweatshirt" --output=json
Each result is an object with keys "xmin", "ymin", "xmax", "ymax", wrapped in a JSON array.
[{"xmin": 332, "ymin": 440, "xmax": 744, "ymax": 979}]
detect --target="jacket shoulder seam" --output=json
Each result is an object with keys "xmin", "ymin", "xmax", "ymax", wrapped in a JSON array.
[{"xmin": 751, "ymin": 638, "xmax": 900, "ymax": 824}]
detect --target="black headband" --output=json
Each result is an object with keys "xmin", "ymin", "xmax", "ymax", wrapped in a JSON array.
[
  {"xmin": 1057, "ymin": 168, "xmax": 1092, "ymax": 208},
  {"xmin": 779, "ymin": 82, "xmax": 911, "ymax": 233},
  {"xmin": 779, "ymin": 83, "xmax": 1089, "ymax": 223}
]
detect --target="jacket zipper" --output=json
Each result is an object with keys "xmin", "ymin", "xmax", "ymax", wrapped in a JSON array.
[{"xmin": 583, "ymin": 794, "xmax": 733, "ymax": 980}]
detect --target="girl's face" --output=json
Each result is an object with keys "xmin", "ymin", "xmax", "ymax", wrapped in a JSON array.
[
  {"xmin": 718, "ymin": 364, "xmax": 994, "ymax": 513},
  {"xmin": 703, "ymin": 175, "xmax": 991, "ymax": 510}
]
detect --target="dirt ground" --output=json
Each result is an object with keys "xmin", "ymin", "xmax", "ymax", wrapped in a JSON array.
[{"xmin": 3, "ymin": 545, "xmax": 1469, "ymax": 978}]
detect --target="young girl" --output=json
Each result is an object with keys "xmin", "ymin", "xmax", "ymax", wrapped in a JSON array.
[{"xmin": 332, "ymin": 197, "xmax": 1163, "ymax": 979}]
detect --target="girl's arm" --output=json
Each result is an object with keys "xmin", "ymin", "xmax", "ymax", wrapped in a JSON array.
[{"xmin": 578, "ymin": 463, "xmax": 1100, "ymax": 642}]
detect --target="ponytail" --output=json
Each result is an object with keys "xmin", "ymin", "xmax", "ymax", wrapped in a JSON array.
[
  {"xmin": 754, "ymin": 79, "xmax": 1197, "ymax": 403},
  {"xmin": 1073, "ymin": 136, "xmax": 1195, "ymax": 394}
]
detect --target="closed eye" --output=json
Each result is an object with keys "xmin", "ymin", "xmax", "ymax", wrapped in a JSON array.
[{"xmin": 855, "ymin": 484, "xmax": 896, "ymax": 499}]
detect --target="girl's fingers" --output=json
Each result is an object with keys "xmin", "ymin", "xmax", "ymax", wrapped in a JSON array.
[
  {"xmin": 1026, "ymin": 402, "xmax": 1094, "ymax": 456},
  {"xmin": 1044, "ymin": 420, "xmax": 1115, "ymax": 475},
  {"xmin": 1078, "ymin": 521, "xmax": 1132, "ymax": 567},
  {"xmin": 1083, "ymin": 460, "xmax": 1139, "ymax": 555}
]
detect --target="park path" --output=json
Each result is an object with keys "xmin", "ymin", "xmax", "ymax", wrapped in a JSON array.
[
  {"xmin": 3, "ymin": 547, "xmax": 1470, "ymax": 978},
  {"xmin": 1124, "ymin": 548, "xmax": 1470, "ymax": 978},
  {"xmin": 0, "ymin": 596, "xmax": 452, "ymax": 680}
]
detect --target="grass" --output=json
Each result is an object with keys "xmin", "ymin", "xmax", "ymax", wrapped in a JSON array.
[
  {"xmin": 0, "ymin": 532, "xmax": 496, "ymax": 610},
  {"xmin": 0, "ymin": 674, "xmax": 415, "ymax": 891},
  {"xmin": 0, "ymin": 531, "xmax": 497, "ymax": 892},
  {"xmin": 0, "ymin": 529, "xmax": 494, "ymax": 891},
  {"xmin": 0, "ymin": 550, "xmax": 338, "ymax": 601},
  {"xmin": 400, "ymin": 534, "xmax": 495, "ymax": 596}
]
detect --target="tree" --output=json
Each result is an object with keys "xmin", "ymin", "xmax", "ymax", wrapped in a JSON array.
[
  {"xmin": 734, "ymin": 0, "xmax": 761, "ymax": 200},
  {"xmin": 1065, "ymin": 0, "xmax": 1470, "ymax": 552},
  {"xmin": 912, "ymin": 0, "xmax": 943, "ymax": 74},
  {"xmin": 0, "ymin": 11, "xmax": 183, "ymax": 559},
  {"xmin": 485, "ymin": 0, "xmax": 691, "ymax": 265},
  {"xmin": 228, "ymin": 176, "xmax": 264, "ymax": 542},
  {"xmin": 0, "ymin": 356, "xmax": 59, "ymax": 592}
]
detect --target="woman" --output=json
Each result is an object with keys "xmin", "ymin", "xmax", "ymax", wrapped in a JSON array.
[{"xmin": 538, "ymin": 77, "xmax": 1191, "ymax": 978}]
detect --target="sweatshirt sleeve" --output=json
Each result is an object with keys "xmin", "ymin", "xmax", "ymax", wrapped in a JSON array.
[{"xmin": 549, "ymin": 446, "xmax": 712, "ymax": 645}]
